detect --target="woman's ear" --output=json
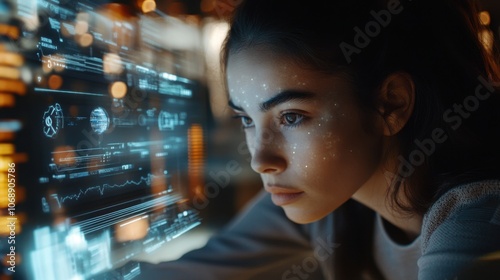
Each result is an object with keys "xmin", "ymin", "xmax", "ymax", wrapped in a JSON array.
[{"xmin": 376, "ymin": 72, "xmax": 415, "ymax": 136}]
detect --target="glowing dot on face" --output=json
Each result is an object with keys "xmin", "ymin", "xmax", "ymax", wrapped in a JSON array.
[
  {"xmin": 349, "ymin": 149, "xmax": 353, "ymax": 153},
  {"xmin": 308, "ymin": 132, "xmax": 311, "ymax": 135},
  {"xmin": 323, "ymin": 157, "xmax": 326, "ymax": 160},
  {"xmin": 305, "ymin": 165, "xmax": 308, "ymax": 168}
]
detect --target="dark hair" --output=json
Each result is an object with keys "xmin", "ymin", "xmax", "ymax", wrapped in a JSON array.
[
  {"xmin": 222, "ymin": 2, "xmax": 500, "ymax": 278},
  {"xmin": 222, "ymin": 0, "xmax": 500, "ymax": 216}
]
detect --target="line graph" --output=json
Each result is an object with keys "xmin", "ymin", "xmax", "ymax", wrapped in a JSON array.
[{"xmin": 51, "ymin": 173, "xmax": 162, "ymax": 206}]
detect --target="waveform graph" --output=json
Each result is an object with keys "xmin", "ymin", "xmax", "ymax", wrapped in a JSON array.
[
  {"xmin": 62, "ymin": 174, "xmax": 152, "ymax": 203},
  {"xmin": 46, "ymin": 172, "xmax": 167, "ymax": 212},
  {"xmin": 43, "ymin": 103, "xmax": 64, "ymax": 138}
]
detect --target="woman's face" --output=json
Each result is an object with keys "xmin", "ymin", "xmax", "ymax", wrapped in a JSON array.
[{"xmin": 227, "ymin": 49, "xmax": 387, "ymax": 224}]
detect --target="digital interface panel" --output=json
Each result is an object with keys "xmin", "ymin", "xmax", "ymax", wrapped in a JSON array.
[{"xmin": 0, "ymin": 0, "xmax": 206, "ymax": 279}]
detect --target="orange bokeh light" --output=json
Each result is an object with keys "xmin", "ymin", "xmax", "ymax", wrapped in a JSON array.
[
  {"xmin": 0, "ymin": 66, "xmax": 21, "ymax": 80},
  {"xmin": 0, "ymin": 79, "xmax": 26, "ymax": 95},
  {"xmin": 74, "ymin": 20, "xmax": 89, "ymax": 35},
  {"xmin": 479, "ymin": 11, "xmax": 491, "ymax": 26},
  {"xmin": 103, "ymin": 53, "xmax": 124, "ymax": 75},
  {"xmin": 142, "ymin": 0, "xmax": 156, "ymax": 13},
  {"xmin": 48, "ymin": 75, "xmax": 63, "ymax": 90},
  {"xmin": 79, "ymin": 33, "xmax": 94, "ymax": 47},
  {"xmin": 110, "ymin": 81, "xmax": 128, "ymax": 98},
  {"xmin": 0, "ymin": 94, "xmax": 15, "ymax": 107},
  {"xmin": 53, "ymin": 146, "xmax": 77, "ymax": 167},
  {"xmin": 0, "ymin": 144, "xmax": 14, "ymax": 155},
  {"xmin": 0, "ymin": 24, "xmax": 19, "ymax": 40},
  {"xmin": 114, "ymin": 215, "xmax": 149, "ymax": 242},
  {"xmin": 0, "ymin": 52, "xmax": 23, "ymax": 67}
]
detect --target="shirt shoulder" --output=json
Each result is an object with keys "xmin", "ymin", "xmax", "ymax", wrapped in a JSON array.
[{"xmin": 422, "ymin": 180, "xmax": 500, "ymax": 251}]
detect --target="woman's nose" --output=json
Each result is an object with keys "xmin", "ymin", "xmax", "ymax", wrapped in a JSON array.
[{"xmin": 249, "ymin": 130, "xmax": 287, "ymax": 174}]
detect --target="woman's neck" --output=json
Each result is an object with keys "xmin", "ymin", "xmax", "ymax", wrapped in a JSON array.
[{"xmin": 352, "ymin": 166, "xmax": 422, "ymax": 242}]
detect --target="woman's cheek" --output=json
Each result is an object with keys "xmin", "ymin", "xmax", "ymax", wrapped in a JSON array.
[{"xmin": 287, "ymin": 133, "xmax": 329, "ymax": 179}]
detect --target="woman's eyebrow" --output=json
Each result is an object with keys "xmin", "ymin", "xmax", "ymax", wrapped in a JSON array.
[
  {"xmin": 260, "ymin": 90, "xmax": 315, "ymax": 112},
  {"xmin": 228, "ymin": 99, "xmax": 244, "ymax": 111},
  {"xmin": 228, "ymin": 90, "xmax": 315, "ymax": 112}
]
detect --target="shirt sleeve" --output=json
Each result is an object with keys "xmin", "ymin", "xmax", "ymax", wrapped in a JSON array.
[
  {"xmin": 138, "ymin": 190, "xmax": 322, "ymax": 280},
  {"xmin": 418, "ymin": 182, "xmax": 500, "ymax": 280}
]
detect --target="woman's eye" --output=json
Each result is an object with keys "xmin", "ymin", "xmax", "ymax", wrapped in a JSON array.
[
  {"xmin": 231, "ymin": 114, "xmax": 254, "ymax": 128},
  {"xmin": 241, "ymin": 116, "xmax": 254, "ymax": 128},
  {"xmin": 280, "ymin": 113, "xmax": 304, "ymax": 126}
]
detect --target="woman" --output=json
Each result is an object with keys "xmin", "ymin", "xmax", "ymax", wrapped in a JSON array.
[{"xmin": 142, "ymin": 0, "xmax": 500, "ymax": 279}]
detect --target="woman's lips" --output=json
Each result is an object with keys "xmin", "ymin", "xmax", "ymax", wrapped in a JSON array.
[{"xmin": 265, "ymin": 186, "xmax": 304, "ymax": 206}]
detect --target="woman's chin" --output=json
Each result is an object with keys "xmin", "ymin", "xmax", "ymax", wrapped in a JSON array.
[{"xmin": 282, "ymin": 206, "xmax": 327, "ymax": 224}]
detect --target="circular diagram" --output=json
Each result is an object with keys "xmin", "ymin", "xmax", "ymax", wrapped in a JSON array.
[
  {"xmin": 43, "ymin": 103, "xmax": 64, "ymax": 138},
  {"xmin": 90, "ymin": 107, "xmax": 110, "ymax": 135}
]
